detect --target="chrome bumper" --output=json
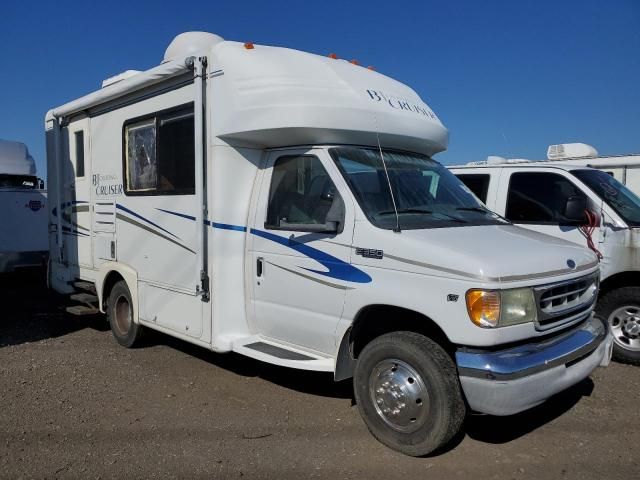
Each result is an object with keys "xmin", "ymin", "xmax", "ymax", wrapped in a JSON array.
[{"xmin": 456, "ymin": 315, "xmax": 613, "ymax": 416}]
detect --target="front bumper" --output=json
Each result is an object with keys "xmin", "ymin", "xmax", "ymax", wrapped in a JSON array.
[{"xmin": 456, "ymin": 315, "xmax": 613, "ymax": 416}]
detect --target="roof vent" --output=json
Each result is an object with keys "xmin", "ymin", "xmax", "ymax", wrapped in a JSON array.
[
  {"xmin": 163, "ymin": 32, "xmax": 224, "ymax": 63},
  {"xmin": 547, "ymin": 143, "xmax": 598, "ymax": 160},
  {"xmin": 102, "ymin": 70, "xmax": 141, "ymax": 88},
  {"xmin": 486, "ymin": 155, "xmax": 507, "ymax": 164}
]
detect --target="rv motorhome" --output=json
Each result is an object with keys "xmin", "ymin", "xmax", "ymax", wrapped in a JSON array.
[
  {"xmin": 0, "ymin": 139, "xmax": 47, "ymax": 272},
  {"xmin": 452, "ymin": 159, "xmax": 640, "ymax": 366},
  {"xmin": 46, "ymin": 32, "xmax": 612, "ymax": 456}
]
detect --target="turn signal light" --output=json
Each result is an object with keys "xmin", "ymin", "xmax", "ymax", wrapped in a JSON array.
[{"xmin": 466, "ymin": 290, "xmax": 500, "ymax": 328}]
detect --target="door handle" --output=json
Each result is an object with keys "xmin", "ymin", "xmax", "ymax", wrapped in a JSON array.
[{"xmin": 257, "ymin": 257, "xmax": 264, "ymax": 277}]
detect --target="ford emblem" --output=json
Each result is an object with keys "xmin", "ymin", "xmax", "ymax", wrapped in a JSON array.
[{"xmin": 567, "ymin": 259, "xmax": 576, "ymax": 269}]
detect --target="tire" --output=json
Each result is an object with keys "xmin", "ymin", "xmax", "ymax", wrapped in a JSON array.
[
  {"xmin": 596, "ymin": 286, "xmax": 640, "ymax": 366},
  {"xmin": 107, "ymin": 280, "xmax": 143, "ymax": 348},
  {"xmin": 353, "ymin": 331, "xmax": 466, "ymax": 456}
]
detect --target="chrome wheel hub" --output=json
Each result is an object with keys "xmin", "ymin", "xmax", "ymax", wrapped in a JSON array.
[
  {"xmin": 608, "ymin": 305, "xmax": 640, "ymax": 352},
  {"xmin": 369, "ymin": 359, "xmax": 430, "ymax": 433}
]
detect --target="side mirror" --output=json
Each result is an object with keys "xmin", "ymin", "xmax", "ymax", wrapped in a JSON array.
[{"xmin": 564, "ymin": 195, "xmax": 587, "ymax": 222}]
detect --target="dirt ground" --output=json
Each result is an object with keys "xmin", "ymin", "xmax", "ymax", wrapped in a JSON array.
[{"xmin": 1, "ymin": 269, "xmax": 638, "ymax": 480}]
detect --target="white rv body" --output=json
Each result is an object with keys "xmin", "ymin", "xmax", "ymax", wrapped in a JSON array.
[
  {"xmin": 47, "ymin": 32, "xmax": 611, "ymax": 455},
  {"xmin": 0, "ymin": 140, "xmax": 48, "ymax": 272}
]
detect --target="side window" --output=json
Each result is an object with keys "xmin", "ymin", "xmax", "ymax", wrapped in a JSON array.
[
  {"xmin": 456, "ymin": 174, "xmax": 490, "ymax": 203},
  {"xmin": 266, "ymin": 155, "xmax": 344, "ymax": 232},
  {"xmin": 124, "ymin": 104, "xmax": 194, "ymax": 195},
  {"xmin": 74, "ymin": 131, "xmax": 85, "ymax": 178},
  {"xmin": 506, "ymin": 172, "xmax": 586, "ymax": 224}
]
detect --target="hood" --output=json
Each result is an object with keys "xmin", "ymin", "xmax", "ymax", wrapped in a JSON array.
[{"xmin": 378, "ymin": 224, "xmax": 598, "ymax": 284}]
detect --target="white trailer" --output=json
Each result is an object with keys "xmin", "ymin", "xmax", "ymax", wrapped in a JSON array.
[
  {"xmin": 47, "ymin": 32, "xmax": 612, "ymax": 456},
  {"xmin": 0, "ymin": 139, "xmax": 47, "ymax": 272}
]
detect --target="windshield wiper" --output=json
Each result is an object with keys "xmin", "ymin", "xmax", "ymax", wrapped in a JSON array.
[
  {"xmin": 456, "ymin": 206, "xmax": 509, "ymax": 222},
  {"xmin": 378, "ymin": 208, "xmax": 467, "ymax": 223},
  {"xmin": 456, "ymin": 206, "xmax": 492, "ymax": 213},
  {"xmin": 378, "ymin": 208, "xmax": 433, "ymax": 215}
]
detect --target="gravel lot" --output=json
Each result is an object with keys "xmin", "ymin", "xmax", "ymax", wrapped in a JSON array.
[{"xmin": 1, "ymin": 269, "xmax": 638, "ymax": 479}]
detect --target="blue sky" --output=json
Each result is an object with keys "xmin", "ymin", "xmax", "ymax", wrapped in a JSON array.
[{"xmin": 1, "ymin": 0, "xmax": 638, "ymax": 176}]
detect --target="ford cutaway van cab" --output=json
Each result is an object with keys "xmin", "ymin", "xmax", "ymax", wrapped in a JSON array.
[
  {"xmin": 452, "ymin": 161, "xmax": 640, "ymax": 366},
  {"xmin": 46, "ymin": 32, "xmax": 612, "ymax": 456}
]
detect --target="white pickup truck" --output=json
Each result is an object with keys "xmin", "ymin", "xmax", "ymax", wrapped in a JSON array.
[{"xmin": 452, "ymin": 161, "xmax": 640, "ymax": 365}]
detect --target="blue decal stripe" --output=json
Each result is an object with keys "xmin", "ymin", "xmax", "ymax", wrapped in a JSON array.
[
  {"xmin": 211, "ymin": 222, "xmax": 247, "ymax": 232},
  {"xmin": 156, "ymin": 208, "xmax": 371, "ymax": 284},
  {"xmin": 157, "ymin": 208, "xmax": 196, "ymax": 222},
  {"xmin": 158, "ymin": 209, "xmax": 246, "ymax": 232},
  {"xmin": 249, "ymin": 228, "xmax": 371, "ymax": 283},
  {"xmin": 117, "ymin": 204, "xmax": 179, "ymax": 239},
  {"xmin": 53, "ymin": 200, "xmax": 89, "ymax": 217}
]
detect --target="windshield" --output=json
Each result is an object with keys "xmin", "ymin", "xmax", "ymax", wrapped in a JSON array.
[
  {"xmin": 330, "ymin": 147, "xmax": 505, "ymax": 230},
  {"xmin": 0, "ymin": 174, "xmax": 38, "ymax": 189},
  {"xmin": 573, "ymin": 169, "xmax": 640, "ymax": 227}
]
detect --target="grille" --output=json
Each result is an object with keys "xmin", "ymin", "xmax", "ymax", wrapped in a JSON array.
[{"xmin": 534, "ymin": 273, "xmax": 599, "ymax": 330}]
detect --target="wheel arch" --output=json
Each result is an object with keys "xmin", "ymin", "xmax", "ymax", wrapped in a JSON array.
[
  {"xmin": 96, "ymin": 262, "xmax": 139, "ymax": 323},
  {"xmin": 334, "ymin": 304, "xmax": 454, "ymax": 381},
  {"xmin": 600, "ymin": 271, "xmax": 640, "ymax": 297}
]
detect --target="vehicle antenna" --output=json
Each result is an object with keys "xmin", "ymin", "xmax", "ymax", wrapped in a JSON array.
[{"xmin": 374, "ymin": 115, "xmax": 401, "ymax": 233}]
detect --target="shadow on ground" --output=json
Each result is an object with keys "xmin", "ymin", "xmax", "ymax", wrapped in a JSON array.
[
  {"xmin": 464, "ymin": 378, "xmax": 594, "ymax": 443},
  {"xmin": 0, "ymin": 268, "xmax": 108, "ymax": 348}
]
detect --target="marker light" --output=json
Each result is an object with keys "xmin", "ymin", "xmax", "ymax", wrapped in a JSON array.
[
  {"xmin": 328, "ymin": 53, "xmax": 338, "ymax": 59},
  {"xmin": 367, "ymin": 66, "xmax": 376, "ymax": 71},
  {"xmin": 466, "ymin": 290, "xmax": 500, "ymax": 328},
  {"xmin": 350, "ymin": 59, "xmax": 359, "ymax": 65},
  {"xmin": 244, "ymin": 42, "xmax": 254, "ymax": 49}
]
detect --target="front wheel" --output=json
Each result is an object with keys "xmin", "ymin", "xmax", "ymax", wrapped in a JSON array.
[
  {"xmin": 353, "ymin": 331, "xmax": 466, "ymax": 456},
  {"xmin": 596, "ymin": 286, "xmax": 640, "ymax": 366}
]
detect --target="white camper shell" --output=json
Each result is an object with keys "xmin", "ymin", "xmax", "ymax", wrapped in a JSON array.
[
  {"xmin": 47, "ymin": 32, "xmax": 611, "ymax": 456},
  {"xmin": 0, "ymin": 139, "xmax": 47, "ymax": 272}
]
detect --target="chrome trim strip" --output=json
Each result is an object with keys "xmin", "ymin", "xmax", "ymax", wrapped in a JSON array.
[
  {"xmin": 499, "ymin": 260, "xmax": 599, "ymax": 282},
  {"xmin": 456, "ymin": 315, "xmax": 607, "ymax": 381},
  {"xmin": 322, "ymin": 240, "xmax": 599, "ymax": 283}
]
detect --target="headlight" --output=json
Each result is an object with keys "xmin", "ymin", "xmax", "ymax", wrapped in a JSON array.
[
  {"xmin": 466, "ymin": 288, "xmax": 536, "ymax": 328},
  {"xmin": 500, "ymin": 287, "xmax": 537, "ymax": 326}
]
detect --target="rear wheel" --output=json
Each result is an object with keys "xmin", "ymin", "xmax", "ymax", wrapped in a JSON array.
[
  {"xmin": 353, "ymin": 331, "xmax": 466, "ymax": 456},
  {"xmin": 107, "ymin": 280, "xmax": 143, "ymax": 348},
  {"xmin": 596, "ymin": 286, "xmax": 640, "ymax": 366}
]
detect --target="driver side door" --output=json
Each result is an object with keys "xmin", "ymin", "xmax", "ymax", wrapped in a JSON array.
[{"xmin": 249, "ymin": 149, "xmax": 355, "ymax": 355}]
